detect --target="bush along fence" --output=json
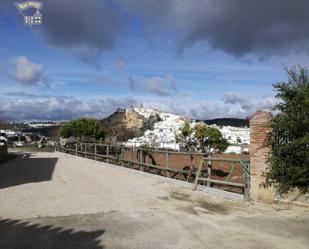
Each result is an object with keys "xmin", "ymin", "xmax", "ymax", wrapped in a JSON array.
[{"xmin": 58, "ymin": 142, "xmax": 250, "ymax": 199}]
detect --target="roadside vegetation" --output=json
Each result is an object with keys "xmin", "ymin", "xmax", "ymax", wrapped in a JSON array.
[
  {"xmin": 265, "ymin": 66, "xmax": 309, "ymax": 194},
  {"xmin": 176, "ymin": 121, "xmax": 229, "ymax": 153},
  {"xmin": 59, "ymin": 118, "xmax": 105, "ymax": 143}
]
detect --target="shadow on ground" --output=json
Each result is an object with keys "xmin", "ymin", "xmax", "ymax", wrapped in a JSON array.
[
  {"xmin": 0, "ymin": 218, "xmax": 105, "ymax": 249},
  {"xmin": 0, "ymin": 153, "xmax": 58, "ymax": 189}
]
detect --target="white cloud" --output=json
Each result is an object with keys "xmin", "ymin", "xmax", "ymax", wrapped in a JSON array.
[
  {"xmin": 240, "ymin": 97, "xmax": 277, "ymax": 115},
  {"xmin": 222, "ymin": 91, "xmax": 277, "ymax": 116},
  {"xmin": 143, "ymin": 94, "xmax": 277, "ymax": 120},
  {"xmin": 223, "ymin": 92, "xmax": 248, "ymax": 104},
  {"xmin": 129, "ymin": 74, "xmax": 177, "ymax": 96},
  {"xmin": 7, "ymin": 56, "xmax": 44, "ymax": 85},
  {"xmin": 0, "ymin": 91, "xmax": 277, "ymax": 121},
  {"xmin": 0, "ymin": 96, "xmax": 137, "ymax": 121}
]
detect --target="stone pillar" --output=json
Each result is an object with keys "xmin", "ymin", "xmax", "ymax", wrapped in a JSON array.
[{"xmin": 250, "ymin": 111, "xmax": 274, "ymax": 203}]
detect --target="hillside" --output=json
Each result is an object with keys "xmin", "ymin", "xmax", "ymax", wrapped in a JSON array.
[
  {"xmin": 101, "ymin": 106, "xmax": 250, "ymax": 153},
  {"xmin": 124, "ymin": 107, "xmax": 185, "ymax": 150},
  {"xmin": 101, "ymin": 107, "xmax": 161, "ymax": 142},
  {"xmin": 203, "ymin": 118, "xmax": 249, "ymax": 127}
]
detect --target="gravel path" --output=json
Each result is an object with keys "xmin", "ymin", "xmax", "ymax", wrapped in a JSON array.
[{"xmin": 0, "ymin": 152, "xmax": 308, "ymax": 249}]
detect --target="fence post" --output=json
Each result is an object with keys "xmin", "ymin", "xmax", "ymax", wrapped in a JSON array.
[
  {"xmin": 166, "ymin": 152, "xmax": 170, "ymax": 177},
  {"xmin": 94, "ymin": 144, "xmax": 97, "ymax": 160},
  {"xmin": 75, "ymin": 142, "xmax": 78, "ymax": 156},
  {"xmin": 131, "ymin": 147, "xmax": 134, "ymax": 161},
  {"xmin": 139, "ymin": 150, "xmax": 143, "ymax": 171},
  {"xmin": 243, "ymin": 170, "xmax": 249, "ymax": 200},
  {"xmin": 207, "ymin": 154, "xmax": 212, "ymax": 187},
  {"xmin": 193, "ymin": 158, "xmax": 204, "ymax": 190},
  {"xmin": 186, "ymin": 154, "xmax": 194, "ymax": 182},
  {"xmin": 106, "ymin": 145, "xmax": 109, "ymax": 163},
  {"xmin": 84, "ymin": 143, "xmax": 87, "ymax": 158},
  {"xmin": 120, "ymin": 147, "xmax": 124, "ymax": 166}
]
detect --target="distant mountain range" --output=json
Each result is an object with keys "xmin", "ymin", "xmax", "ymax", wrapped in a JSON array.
[{"xmin": 202, "ymin": 118, "xmax": 249, "ymax": 127}]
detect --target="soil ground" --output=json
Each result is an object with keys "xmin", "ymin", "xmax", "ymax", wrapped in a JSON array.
[{"xmin": 0, "ymin": 151, "xmax": 308, "ymax": 249}]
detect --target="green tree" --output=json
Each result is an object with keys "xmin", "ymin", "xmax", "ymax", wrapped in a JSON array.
[
  {"xmin": 175, "ymin": 120, "xmax": 195, "ymax": 151},
  {"xmin": 194, "ymin": 123, "xmax": 228, "ymax": 153},
  {"xmin": 176, "ymin": 121, "xmax": 228, "ymax": 153},
  {"xmin": 265, "ymin": 66, "xmax": 309, "ymax": 194},
  {"xmin": 59, "ymin": 118, "xmax": 105, "ymax": 142}
]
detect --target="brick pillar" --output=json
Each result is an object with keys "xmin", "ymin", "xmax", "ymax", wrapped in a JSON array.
[{"xmin": 250, "ymin": 111, "xmax": 274, "ymax": 203}]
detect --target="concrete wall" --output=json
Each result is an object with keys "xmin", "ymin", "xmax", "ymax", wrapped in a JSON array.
[{"xmin": 249, "ymin": 111, "xmax": 275, "ymax": 203}]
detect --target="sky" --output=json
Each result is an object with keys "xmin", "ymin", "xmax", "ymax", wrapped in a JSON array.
[{"xmin": 0, "ymin": 0, "xmax": 309, "ymax": 121}]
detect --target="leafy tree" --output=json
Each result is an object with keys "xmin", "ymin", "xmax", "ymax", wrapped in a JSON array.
[
  {"xmin": 59, "ymin": 118, "xmax": 105, "ymax": 142},
  {"xmin": 194, "ymin": 123, "xmax": 228, "ymax": 153},
  {"xmin": 175, "ymin": 120, "xmax": 195, "ymax": 151},
  {"xmin": 265, "ymin": 66, "xmax": 309, "ymax": 194},
  {"xmin": 176, "ymin": 121, "xmax": 228, "ymax": 153}
]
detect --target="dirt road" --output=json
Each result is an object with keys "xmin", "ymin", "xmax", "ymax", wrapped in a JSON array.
[{"xmin": 0, "ymin": 152, "xmax": 308, "ymax": 249}]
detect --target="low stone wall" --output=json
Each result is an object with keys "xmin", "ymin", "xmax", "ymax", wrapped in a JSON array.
[{"xmin": 0, "ymin": 145, "xmax": 8, "ymax": 162}]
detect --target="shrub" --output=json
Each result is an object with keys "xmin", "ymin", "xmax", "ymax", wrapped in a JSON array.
[
  {"xmin": 265, "ymin": 66, "xmax": 309, "ymax": 194},
  {"xmin": 59, "ymin": 118, "xmax": 105, "ymax": 142},
  {"xmin": 194, "ymin": 123, "xmax": 229, "ymax": 153},
  {"xmin": 176, "ymin": 121, "xmax": 228, "ymax": 153}
]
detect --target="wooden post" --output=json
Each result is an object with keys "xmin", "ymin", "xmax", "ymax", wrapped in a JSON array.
[
  {"xmin": 106, "ymin": 145, "xmax": 109, "ymax": 163},
  {"xmin": 75, "ymin": 142, "xmax": 78, "ymax": 156},
  {"xmin": 94, "ymin": 144, "xmax": 97, "ymax": 160},
  {"xmin": 166, "ymin": 152, "xmax": 170, "ymax": 177},
  {"xmin": 207, "ymin": 154, "xmax": 212, "ymax": 187},
  {"xmin": 187, "ymin": 154, "xmax": 194, "ymax": 182},
  {"xmin": 84, "ymin": 143, "xmax": 87, "ymax": 158},
  {"xmin": 120, "ymin": 147, "xmax": 124, "ymax": 166},
  {"xmin": 193, "ymin": 157, "xmax": 204, "ymax": 190},
  {"xmin": 139, "ymin": 150, "xmax": 143, "ymax": 171},
  {"xmin": 131, "ymin": 147, "xmax": 134, "ymax": 161}
]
